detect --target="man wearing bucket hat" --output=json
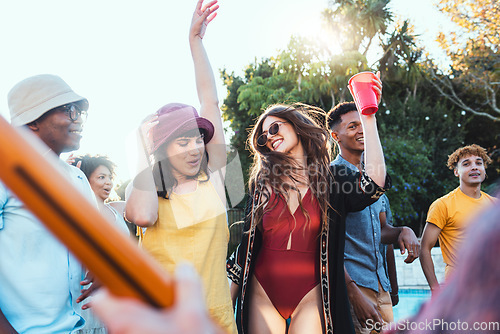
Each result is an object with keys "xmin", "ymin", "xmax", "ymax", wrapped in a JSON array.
[{"xmin": 0, "ymin": 74, "xmax": 100, "ymax": 333}]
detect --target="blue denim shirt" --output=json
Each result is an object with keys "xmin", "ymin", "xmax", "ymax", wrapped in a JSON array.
[
  {"xmin": 0, "ymin": 163, "xmax": 95, "ymax": 333},
  {"xmin": 332, "ymin": 155, "xmax": 390, "ymax": 292}
]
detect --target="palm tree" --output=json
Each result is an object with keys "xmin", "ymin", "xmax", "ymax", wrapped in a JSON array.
[
  {"xmin": 323, "ymin": 0, "xmax": 393, "ymax": 54},
  {"xmin": 378, "ymin": 21, "xmax": 424, "ymax": 101}
]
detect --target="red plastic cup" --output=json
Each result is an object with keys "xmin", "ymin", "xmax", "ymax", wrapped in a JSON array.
[{"xmin": 348, "ymin": 72, "xmax": 378, "ymax": 115}]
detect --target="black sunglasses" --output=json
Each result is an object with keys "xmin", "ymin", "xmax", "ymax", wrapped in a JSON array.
[
  {"xmin": 257, "ymin": 121, "xmax": 287, "ymax": 146},
  {"xmin": 57, "ymin": 103, "xmax": 88, "ymax": 122}
]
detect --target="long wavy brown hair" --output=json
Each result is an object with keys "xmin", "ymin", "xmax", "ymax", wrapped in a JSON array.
[{"xmin": 248, "ymin": 103, "xmax": 332, "ymax": 232}]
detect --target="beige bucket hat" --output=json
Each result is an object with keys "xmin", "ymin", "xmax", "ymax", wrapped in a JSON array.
[{"xmin": 8, "ymin": 74, "xmax": 89, "ymax": 126}]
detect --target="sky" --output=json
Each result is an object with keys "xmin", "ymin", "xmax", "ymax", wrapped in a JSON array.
[{"xmin": 0, "ymin": 0, "xmax": 452, "ymax": 182}]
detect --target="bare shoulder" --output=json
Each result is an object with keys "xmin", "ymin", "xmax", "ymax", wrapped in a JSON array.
[{"xmin": 108, "ymin": 201, "xmax": 126, "ymax": 214}]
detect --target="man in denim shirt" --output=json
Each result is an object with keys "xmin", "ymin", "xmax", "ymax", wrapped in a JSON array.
[
  {"xmin": 327, "ymin": 102, "xmax": 419, "ymax": 333},
  {"xmin": 0, "ymin": 74, "xmax": 98, "ymax": 333}
]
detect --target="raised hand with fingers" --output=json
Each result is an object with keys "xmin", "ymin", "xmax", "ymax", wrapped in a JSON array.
[
  {"xmin": 190, "ymin": 0, "xmax": 219, "ymax": 41},
  {"xmin": 139, "ymin": 114, "xmax": 159, "ymax": 158},
  {"xmin": 65, "ymin": 153, "xmax": 82, "ymax": 169}
]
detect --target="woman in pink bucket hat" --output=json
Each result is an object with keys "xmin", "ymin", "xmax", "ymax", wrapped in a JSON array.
[{"xmin": 124, "ymin": 1, "xmax": 236, "ymax": 333}]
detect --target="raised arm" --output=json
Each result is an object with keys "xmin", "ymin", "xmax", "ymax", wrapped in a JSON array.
[
  {"xmin": 189, "ymin": 0, "xmax": 226, "ymax": 172},
  {"xmin": 359, "ymin": 72, "xmax": 386, "ymax": 187}
]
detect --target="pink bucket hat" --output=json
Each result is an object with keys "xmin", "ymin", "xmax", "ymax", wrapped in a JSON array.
[
  {"xmin": 8, "ymin": 74, "xmax": 88, "ymax": 126},
  {"xmin": 151, "ymin": 103, "xmax": 215, "ymax": 153}
]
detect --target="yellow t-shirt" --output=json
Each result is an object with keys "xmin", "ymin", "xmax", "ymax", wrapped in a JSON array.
[
  {"xmin": 139, "ymin": 177, "xmax": 236, "ymax": 334},
  {"xmin": 427, "ymin": 187, "xmax": 496, "ymax": 277}
]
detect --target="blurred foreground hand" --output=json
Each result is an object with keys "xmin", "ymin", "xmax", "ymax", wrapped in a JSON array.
[{"xmin": 91, "ymin": 263, "xmax": 224, "ymax": 334}]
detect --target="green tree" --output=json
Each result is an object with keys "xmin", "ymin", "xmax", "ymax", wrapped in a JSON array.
[
  {"xmin": 219, "ymin": 0, "xmax": 476, "ymax": 231},
  {"xmin": 425, "ymin": 0, "xmax": 500, "ymax": 121},
  {"xmin": 376, "ymin": 22, "xmax": 469, "ymax": 230},
  {"xmin": 323, "ymin": 0, "xmax": 393, "ymax": 54},
  {"xmin": 221, "ymin": 59, "xmax": 275, "ymax": 191},
  {"xmin": 423, "ymin": 0, "xmax": 500, "ymax": 191},
  {"xmin": 377, "ymin": 94, "xmax": 466, "ymax": 232},
  {"xmin": 221, "ymin": 33, "xmax": 371, "ymax": 190},
  {"xmin": 378, "ymin": 21, "xmax": 424, "ymax": 100}
]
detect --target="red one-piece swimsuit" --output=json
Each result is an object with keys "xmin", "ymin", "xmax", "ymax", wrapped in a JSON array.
[{"xmin": 254, "ymin": 189, "xmax": 321, "ymax": 319}]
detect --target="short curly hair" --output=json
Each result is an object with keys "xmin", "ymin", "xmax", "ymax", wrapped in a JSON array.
[
  {"xmin": 72, "ymin": 154, "xmax": 116, "ymax": 180},
  {"xmin": 447, "ymin": 144, "xmax": 492, "ymax": 170}
]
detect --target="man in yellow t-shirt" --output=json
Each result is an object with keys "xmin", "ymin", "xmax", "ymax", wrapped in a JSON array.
[{"xmin": 420, "ymin": 144, "xmax": 496, "ymax": 294}]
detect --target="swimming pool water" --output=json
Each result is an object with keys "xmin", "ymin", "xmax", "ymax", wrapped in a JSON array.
[{"xmin": 392, "ymin": 289, "xmax": 431, "ymax": 322}]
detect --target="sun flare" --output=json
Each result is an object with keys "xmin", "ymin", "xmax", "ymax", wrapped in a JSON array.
[{"xmin": 290, "ymin": 14, "xmax": 343, "ymax": 55}]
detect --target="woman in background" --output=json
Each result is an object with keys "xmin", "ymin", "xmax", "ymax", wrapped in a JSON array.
[{"xmin": 70, "ymin": 154, "xmax": 130, "ymax": 235}]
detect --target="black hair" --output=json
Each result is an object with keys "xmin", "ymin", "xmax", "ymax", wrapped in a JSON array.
[
  {"xmin": 72, "ymin": 154, "xmax": 116, "ymax": 180},
  {"xmin": 325, "ymin": 102, "xmax": 357, "ymax": 131},
  {"xmin": 152, "ymin": 129, "xmax": 210, "ymax": 199}
]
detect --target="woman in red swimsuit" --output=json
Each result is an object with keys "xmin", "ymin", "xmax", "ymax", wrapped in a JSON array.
[
  {"xmin": 240, "ymin": 104, "xmax": 331, "ymax": 333},
  {"xmin": 228, "ymin": 76, "xmax": 388, "ymax": 333}
]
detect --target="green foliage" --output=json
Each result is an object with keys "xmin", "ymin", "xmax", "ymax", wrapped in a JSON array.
[
  {"xmin": 377, "ymin": 93, "xmax": 466, "ymax": 229},
  {"xmin": 425, "ymin": 0, "xmax": 500, "ymax": 121},
  {"xmin": 323, "ymin": 0, "xmax": 393, "ymax": 54},
  {"xmin": 219, "ymin": 0, "xmax": 499, "ymax": 232},
  {"xmin": 379, "ymin": 20, "xmax": 424, "ymax": 96},
  {"xmin": 381, "ymin": 136, "xmax": 432, "ymax": 227}
]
